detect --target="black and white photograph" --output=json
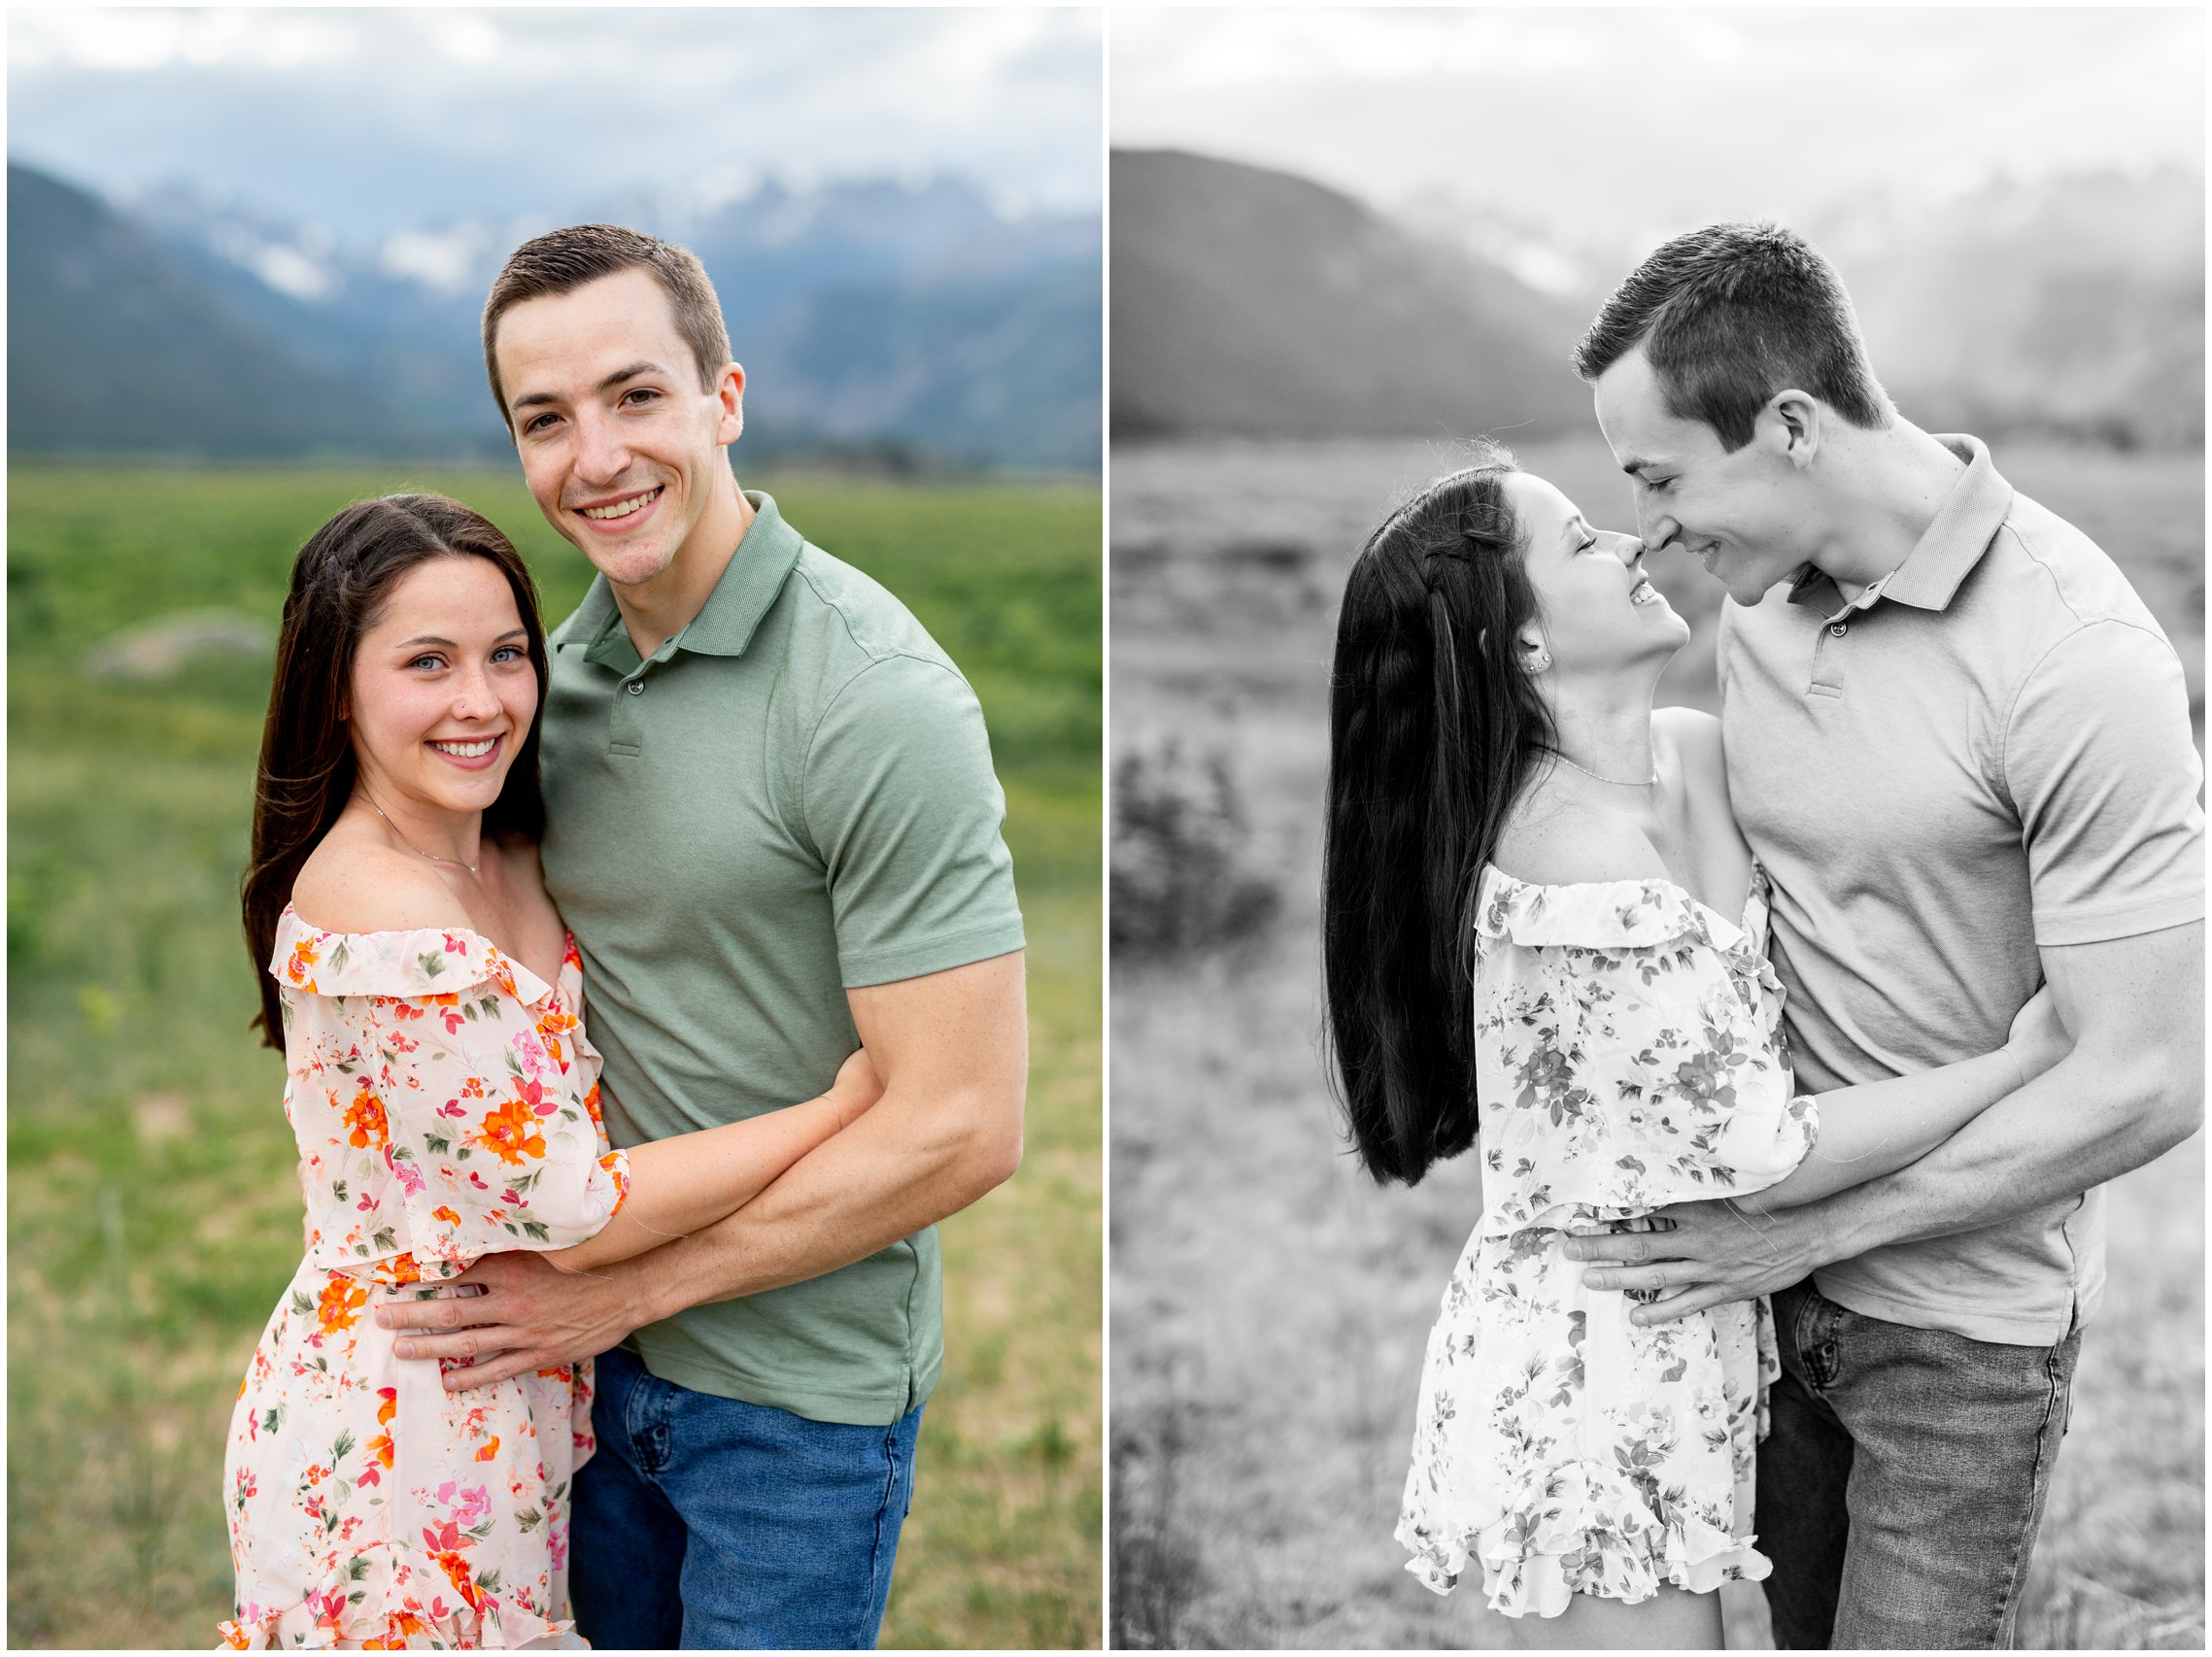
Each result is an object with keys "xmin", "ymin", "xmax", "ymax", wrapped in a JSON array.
[{"xmin": 1108, "ymin": 8, "xmax": 2204, "ymax": 1650}]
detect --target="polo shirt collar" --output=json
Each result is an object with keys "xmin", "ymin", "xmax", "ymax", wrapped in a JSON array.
[
  {"xmin": 572, "ymin": 490, "xmax": 801, "ymax": 671},
  {"xmin": 1787, "ymin": 434, "xmax": 2013, "ymax": 618}
]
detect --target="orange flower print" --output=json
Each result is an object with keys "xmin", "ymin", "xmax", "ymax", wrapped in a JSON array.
[
  {"xmin": 600, "ymin": 1151, "xmax": 631, "ymax": 1214},
  {"xmin": 460, "ymin": 1076, "xmax": 486, "ymax": 1099},
  {"xmin": 367, "ymin": 1433, "xmax": 394, "ymax": 1473},
  {"xmin": 286, "ymin": 935, "xmax": 321, "ymax": 986},
  {"xmin": 430, "ymin": 1550, "xmax": 483, "ymax": 1611},
  {"xmin": 583, "ymin": 1081, "xmax": 605, "ymax": 1132},
  {"xmin": 343, "ymin": 1083, "xmax": 388, "ymax": 1150},
  {"xmin": 474, "ymin": 1095, "xmax": 547, "ymax": 1166},
  {"xmin": 377, "ymin": 1387, "xmax": 397, "ymax": 1429},
  {"xmin": 475, "ymin": 1436, "xmax": 501, "ymax": 1462},
  {"xmin": 316, "ymin": 1275, "xmax": 368, "ymax": 1335},
  {"xmin": 432, "ymin": 1204, "xmax": 461, "ymax": 1227}
]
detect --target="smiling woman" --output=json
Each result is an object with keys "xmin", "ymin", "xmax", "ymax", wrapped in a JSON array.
[{"xmin": 224, "ymin": 490, "xmax": 895, "ymax": 1648}]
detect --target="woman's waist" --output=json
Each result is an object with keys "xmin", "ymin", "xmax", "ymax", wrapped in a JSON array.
[
  {"xmin": 1474, "ymin": 1201, "xmax": 1671, "ymax": 1241},
  {"xmin": 296, "ymin": 1247, "xmax": 478, "ymax": 1291}
]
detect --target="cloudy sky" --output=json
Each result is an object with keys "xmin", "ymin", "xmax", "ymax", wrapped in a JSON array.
[
  {"xmin": 1114, "ymin": 8, "xmax": 2202, "ymax": 253},
  {"xmin": 10, "ymin": 7, "xmax": 1102, "ymax": 238}
]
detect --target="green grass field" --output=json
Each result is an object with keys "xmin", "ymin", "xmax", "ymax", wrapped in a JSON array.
[
  {"xmin": 1109, "ymin": 435, "xmax": 2204, "ymax": 1650},
  {"xmin": 6, "ymin": 462, "xmax": 1102, "ymax": 1648}
]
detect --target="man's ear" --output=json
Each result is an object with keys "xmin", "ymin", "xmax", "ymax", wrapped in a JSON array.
[
  {"xmin": 1764, "ymin": 389, "xmax": 1821, "ymax": 469},
  {"xmin": 716, "ymin": 361, "xmax": 746, "ymax": 448}
]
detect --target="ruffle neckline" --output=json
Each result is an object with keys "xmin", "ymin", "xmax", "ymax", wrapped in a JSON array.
[
  {"xmin": 1397, "ymin": 1452, "xmax": 1771, "ymax": 1615},
  {"xmin": 1472, "ymin": 863, "xmax": 1778, "ymax": 989},
  {"xmin": 272, "ymin": 904, "xmax": 569, "ymax": 1008}
]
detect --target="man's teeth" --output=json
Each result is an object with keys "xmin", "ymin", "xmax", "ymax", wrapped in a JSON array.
[
  {"xmin": 581, "ymin": 488, "xmax": 662, "ymax": 521},
  {"xmin": 431, "ymin": 738, "xmax": 496, "ymax": 758}
]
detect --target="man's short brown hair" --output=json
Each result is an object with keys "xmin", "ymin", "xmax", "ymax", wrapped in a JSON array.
[
  {"xmin": 480, "ymin": 224, "xmax": 732, "ymax": 432},
  {"xmin": 1573, "ymin": 221, "xmax": 1891, "ymax": 453}
]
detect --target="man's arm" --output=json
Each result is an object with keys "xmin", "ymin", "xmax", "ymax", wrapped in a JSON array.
[
  {"xmin": 1564, "ymin": 920, "xmax": 2203, "ymax": 1322},
  {"xmin": 378, "ymin": 949, "xmax": 1027, "ymax": 1385}
]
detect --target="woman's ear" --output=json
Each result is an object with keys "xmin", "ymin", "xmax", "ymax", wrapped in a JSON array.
[{"xmin": 1516, "ymin": 623, "xmax": 1551, "ymax": 675}]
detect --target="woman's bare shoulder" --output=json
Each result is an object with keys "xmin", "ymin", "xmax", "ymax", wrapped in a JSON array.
[
  {"xmin": 1653, "ymin": 704, "xmax": 1723, "ymax": 769},
  {"xmin": 1494, "ymin": 793, "xmax": 1669, "ymax": 888},
  {"xmin": 292, "ymin": 824, "xmax": 473, "ymax": 936},
  {"xmin": 1653, "ymin": 704, "xmax": 1737, "ymax": 819}
]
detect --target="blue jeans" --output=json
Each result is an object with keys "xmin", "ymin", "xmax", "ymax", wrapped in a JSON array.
[
  {"xmin": 1758, "ymin": 1278, "xmax": 2081, "ymax": 1649},
  {"xmin": 570, "ymin": 1345, "xmax": 924, "ymax": 1649}
]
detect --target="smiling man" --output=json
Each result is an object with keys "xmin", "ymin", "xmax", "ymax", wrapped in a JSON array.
[
  {"xmin": 1568, "ymin": 222, "xmax": 2203, "ymax": 1648},
  {"xmin": 376, "ymin": 223, "xmax": 1029, "ymax": 1648}
]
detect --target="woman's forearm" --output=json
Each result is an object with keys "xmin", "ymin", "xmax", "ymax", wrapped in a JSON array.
[
  {"xmin": 544, "ymin": 1095, "xmax": 847, "ymax": 1273},
  {"xmin": 1752, "ymin": 1049, "xmax": 2025, "ymax": 1210}
]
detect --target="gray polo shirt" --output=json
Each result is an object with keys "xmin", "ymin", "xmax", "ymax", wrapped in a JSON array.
[
  {"xmin": 1719, "ymin": 435, "xmax": 2203, "ymax": 1345},
  {"xmin": 539, "ymin": 491, "xmax": 1026, "ymax": 1423}
]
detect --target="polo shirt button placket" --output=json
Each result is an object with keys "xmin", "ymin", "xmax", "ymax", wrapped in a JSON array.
[{"xmin": 609, "ymin": 673, "xmax": 647, "ymax": 758}]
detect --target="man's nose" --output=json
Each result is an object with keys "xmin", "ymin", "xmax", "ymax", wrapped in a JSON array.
[
  {"xmin": 1635, "ymin": 504, "xmax": 1681, "ymax": 554},
  {"xmin": 573, "ymin": 408, "xmax": 631, "ymax": 482}
]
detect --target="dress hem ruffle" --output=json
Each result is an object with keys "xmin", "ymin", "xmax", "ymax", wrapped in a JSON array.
[
  {"xmin": 1396, "ymin": 1453, "xmax": 1771, "ymax": 1617},
  {"xmin": 220, "ymin": 1539, "xmax": 574, "ymax": 1651}
]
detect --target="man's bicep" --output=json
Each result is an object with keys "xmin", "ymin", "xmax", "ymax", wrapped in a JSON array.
[
  {"xmin": 846, "ymin": 951, "xmax": 1028, "ymax": 1103},
  {"xmin": 2040, "ymin": 922, "xmax": 2204, "ymax": 1133}
]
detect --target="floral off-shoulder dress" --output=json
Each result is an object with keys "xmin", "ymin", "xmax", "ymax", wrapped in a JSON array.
[
  {"xmin": 221, "ymin": 907, "xmax": 632, "ymax": 1650},
  {"xmin": 1396, "ymin": 866, "xmax": 1819, "ymax": 1617}
]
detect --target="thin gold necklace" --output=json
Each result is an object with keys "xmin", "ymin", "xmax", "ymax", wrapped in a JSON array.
[
  {"xmin": 354, "ymin": 794, "xmax": 480, "ymax": 874},
  {"xmin": 1552, "ymin": 752, "xmax": 1658, "ymax": 789}
]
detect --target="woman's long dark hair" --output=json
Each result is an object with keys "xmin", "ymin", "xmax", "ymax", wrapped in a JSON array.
[
  {"xmin": 1322, "ymin": 449, "xmax": 1555, "ymax": 1185},
  {"xmin": 242, "ymin": 494, "xmax": 550, "ymax": 1051}
]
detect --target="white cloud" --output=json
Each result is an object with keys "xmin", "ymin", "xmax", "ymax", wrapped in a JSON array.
[{"xmin": 8, "ymin": 6, "xmax": 1104, "ymax": 238}]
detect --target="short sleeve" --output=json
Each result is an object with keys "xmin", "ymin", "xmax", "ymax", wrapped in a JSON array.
[
  {"xmin": 278, "ymin": 917, "xmax": 630, "ymax": 1265},
  {"xmin": 367, "ymin": 985, "xmax": 631, "ymax": 1262},
  {"xmin": 2006, "ymin": 621, "xmax": 2205, "ymax": 947},
  {"xmin": 1476, "ymin": 877, "xmax": 1815, "ymax": 1218},
  {"xmin": 800, "ymin": 653, "xmax": 1028, "ymax": 988}
]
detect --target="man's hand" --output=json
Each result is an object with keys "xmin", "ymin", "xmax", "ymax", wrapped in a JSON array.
[
  {"xmin": 1563, "ymin": 1199, "xmax": 1836, "ymax": 1326},
  {"xmin": 376, "ymin": 1249, "xmax": 653, "ymax": 1390}
]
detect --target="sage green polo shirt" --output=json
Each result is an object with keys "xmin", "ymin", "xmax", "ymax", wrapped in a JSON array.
[
  {"xmin": 539, "ymin": 491, "xmax": 1026, "ymax": 1424},
  {"xmin": 1719, "ymin": 435, "xmax": 2203, "ymax": 1345}
]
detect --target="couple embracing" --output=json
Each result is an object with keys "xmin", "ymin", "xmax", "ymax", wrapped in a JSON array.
[
  {"xmin": 222, "ymin": 225, "xmax": 1028, "ymax": 1648},
  {"xmin": 1325, "ymin": 223, "xmax": 2203, "ymax": 1648}
]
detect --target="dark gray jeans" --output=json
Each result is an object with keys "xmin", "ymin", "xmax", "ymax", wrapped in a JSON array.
[{"xmin": 1758, "ymin": 1277, "xmax": 2081, "ymax": 1649}]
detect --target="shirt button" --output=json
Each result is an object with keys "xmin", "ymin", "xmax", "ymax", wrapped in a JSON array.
[
  {"xmin": 1828, "ymin": 623, "xmax": 1848, "ymax": 637},
  {"xmin": 626, "ymin": 680, "xmax": 644, "ymax": 694}
]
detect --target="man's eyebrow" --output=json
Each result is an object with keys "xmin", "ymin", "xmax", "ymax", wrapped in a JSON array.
[
  {"xmin": 596, "ymin": 360, "xmax": 664, "ymax": 392},
  {"xmin": 509, "ymin": 361, "xmax": 666, "ymax": 413}
]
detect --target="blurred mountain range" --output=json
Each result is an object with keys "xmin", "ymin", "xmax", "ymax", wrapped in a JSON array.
[
  {"xmin": 9, "ymin": 159, "xmax": 1102, "ymax": 470},
  {"xmin": 1111, "ymin": 149, "xmax": 1589, "ymax": 443},
  {"xmin": 1114, "ymin": 149, "xmax": 2203, "ymax": 450}
]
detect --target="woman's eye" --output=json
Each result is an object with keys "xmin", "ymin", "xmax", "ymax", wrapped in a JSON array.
[
  {"xmin": 409, "ymin": 654, "xmax": 444, "ymax": 671},
  {"xmin": 492, "ymin": 646, "xmax": 525, "ymax": 663}
]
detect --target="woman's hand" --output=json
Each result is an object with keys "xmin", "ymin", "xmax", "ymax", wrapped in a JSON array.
[
  {"xmin": 2005, "ymin": 985, "xmax": 2071, "ymax": 1084},
  {"xmin": 826, "ymin": 1045, "xmax": 885, "ymax": 1127}
]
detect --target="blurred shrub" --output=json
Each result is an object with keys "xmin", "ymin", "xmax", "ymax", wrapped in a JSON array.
[{"xmin": 1110, "ymin": 734, "xmax": 1278, "ymax": 959}]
